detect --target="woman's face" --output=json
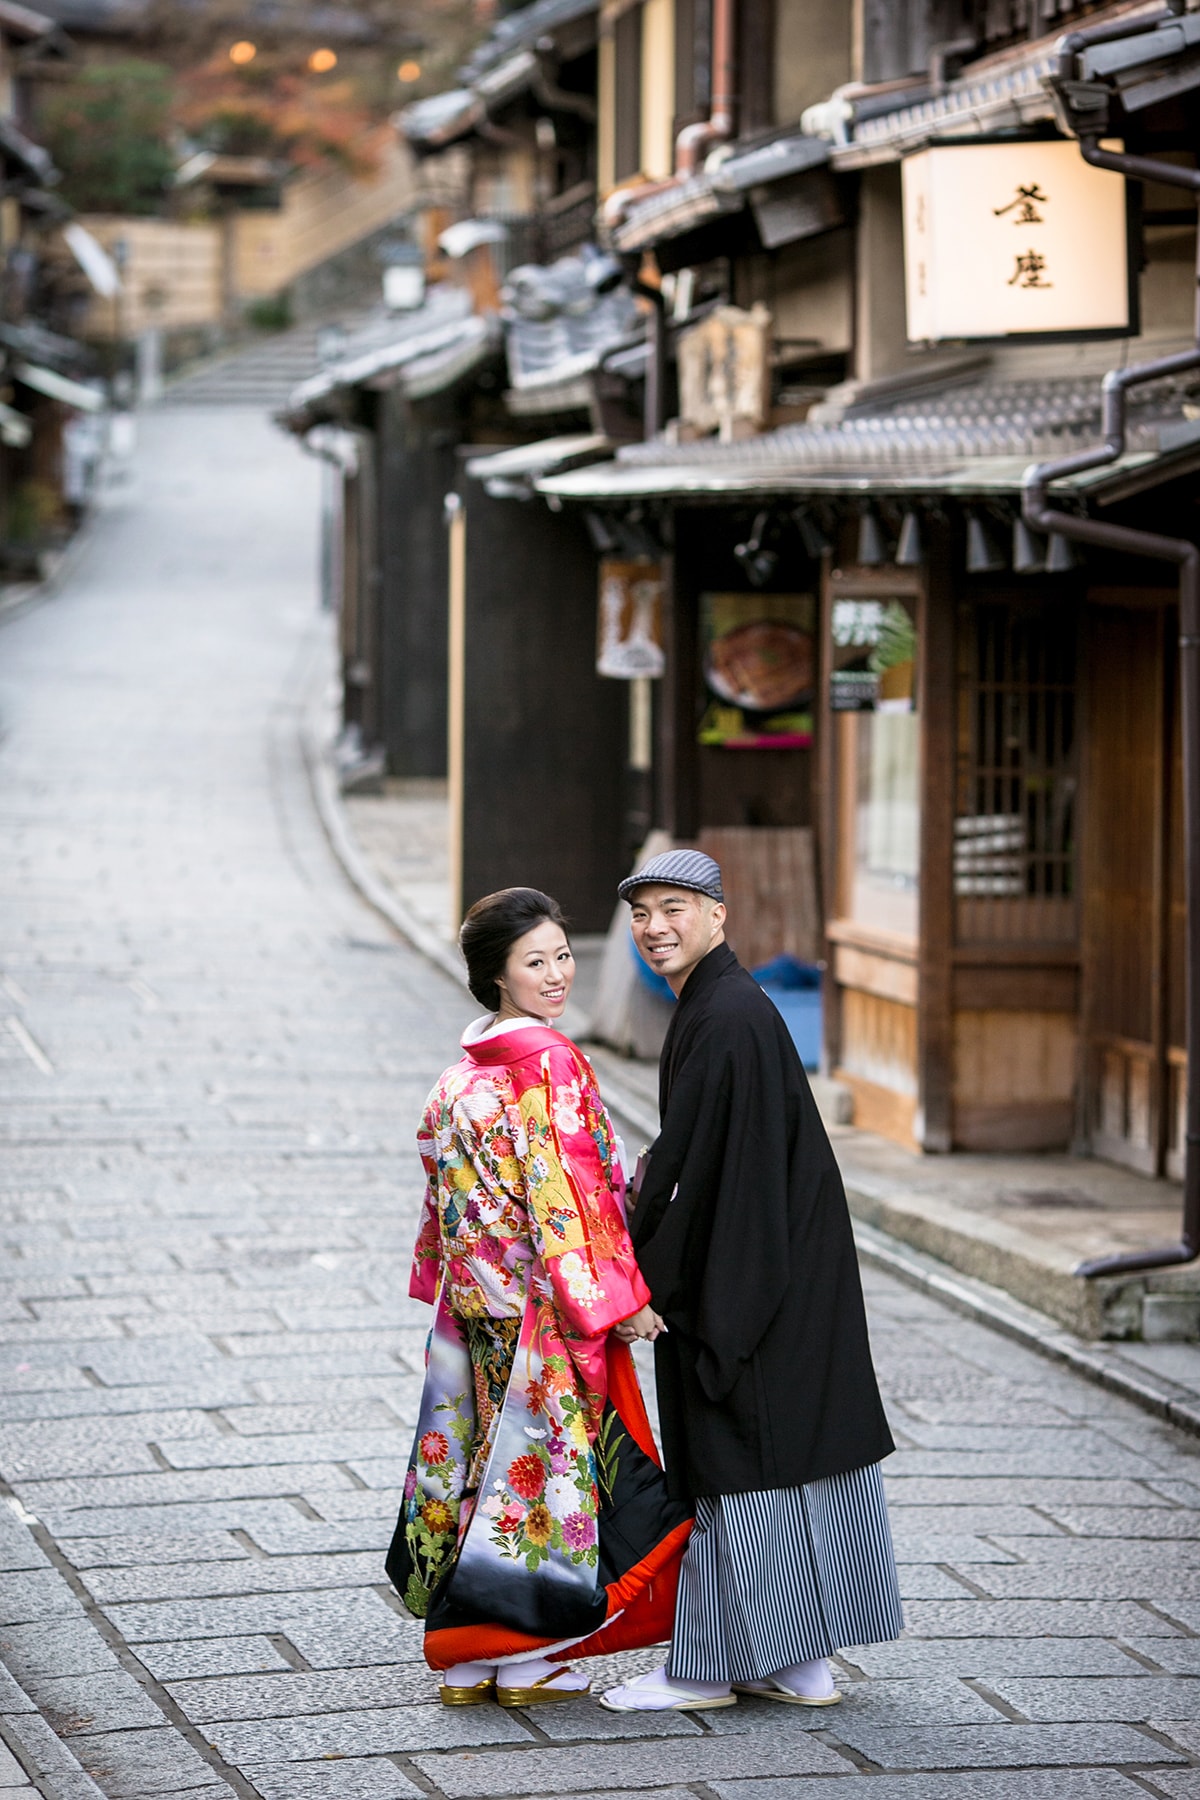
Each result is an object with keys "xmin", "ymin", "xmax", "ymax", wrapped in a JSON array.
[{"xmin": 495, "ymin": 918, "xmax": 575, "ymax": 1022}]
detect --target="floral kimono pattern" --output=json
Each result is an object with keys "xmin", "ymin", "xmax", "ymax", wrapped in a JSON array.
[{"xmin": 387, "ymin": 1017, "xmax": 692, "ymax": 1666}]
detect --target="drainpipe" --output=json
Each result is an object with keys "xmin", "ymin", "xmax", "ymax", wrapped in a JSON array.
[
  {"xmin": 621, "ymin": 255, "xmax": 666, "ymax": 438},
  {"xmin": 1021, "ymin": 133, "xmax": 1200, "ymax": 1279},
  {"xmin": 603, "ymin": 0, "xmax": 738, "ymax": 233},
  {"xmin": 675, "ymin": 0, "xmax": 736, "ymax": 175}
]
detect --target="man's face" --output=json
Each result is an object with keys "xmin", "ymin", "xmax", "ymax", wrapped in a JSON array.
[{"xmin": 628, "ymin": 884, "xmax": 726, "ymax": 996}]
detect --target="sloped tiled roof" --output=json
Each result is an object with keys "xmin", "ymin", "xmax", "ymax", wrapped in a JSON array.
[{"xmin": 535, "ymin": 367, "xmax": 1200, "ymax": 500}]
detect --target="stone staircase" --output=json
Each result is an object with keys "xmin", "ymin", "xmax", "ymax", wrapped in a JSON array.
[{"xmin": 162, "ymin": 312, "xmax": 374, "ymax": 408}]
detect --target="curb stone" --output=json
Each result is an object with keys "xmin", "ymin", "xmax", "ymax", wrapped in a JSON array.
[
  {"xmin": 0, "ymin": 1661, "xmax": 108, "ymax": 1800},
  {"xmin": 851, "ymin": 1218, "xmax": 1200, "ymax": 1441},
  {"xmin": 299, "ymin": 657, "xmax": 1200, "ymax": 1446}
]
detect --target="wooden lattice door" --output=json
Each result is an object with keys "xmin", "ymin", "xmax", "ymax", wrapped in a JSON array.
[{"xmin": 1082, "ymin": 598, "xmax": 1185, "ymax": 1177}]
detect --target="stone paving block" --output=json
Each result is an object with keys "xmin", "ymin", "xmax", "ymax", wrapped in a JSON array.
[
  {"xmin": 0, "ymin": 1568, "xmax": 87, "ymax": 1626},
  {"xmin": 1149, "ymin": 1721, "xmax": 1200, "ymax": 1756},
  {"xmin": 887, "ymin": 1447, "xmax": 1151, "ymax": 1480},
  {"xmin": 208, "ymin": 1702, "xmax": 534, "ymax": 1763},
  {"xmin": 841, "ymin": 1639, "xmax": 1147, "ymax": 1678},
  {"xmin": 61, "ymin": 1533, "xmax": 250, "ymax": 1569},
  {"xmin": 0, "ymin": 1619, "xmax": 123, "ymax": 1684},
  {"xmin": 891, "ymin": 1533, "xmax": 1021, "ymax": 1564},
  {"xmin": 0, "ymin": 1742, "xmax": 27, "ymax": 1785},
  {"xmin": 1126, "ymin": 1642, "xmax": 1200, "ymax": 1675},
  {"xmin": 898, "ymin": 1566, "xmax": 979, "ymax": 1598},
  {"xmin": 31, "ymin": 1669, "xmax": 164, "ymax": 1735},
  {"xmin": 67, "ymin": 1726, "xmax": 228, "ymax": 1797},
  {"xmin": 238, "ymin": 1518, "xmax": 393, "ymax": 1556},
  {"xmin": 134, "ymin": 1638, "xmax": 295, "ymax": 1681},
  {"xmin": 83, "ymin": 1549, "xmax": 384, "ymax": 1603},
  {"xmin": 991, "ymin": 1539, "xmax": 1200, "ymax": 1565},
  {"xmin": 514, "ymin": 1698, "xmax": 703, "ymax": 1742},
  {"xmin": 1148, "ymin": 1602, "xmax": 1200, "ymax": 1634},
  {"xmin": 215, "ymin": 1401, "xmax": 401, "ymax": 1436},
  {"xmin": 901, "ymin": 1600, "xmax": 1184, "ymax": 1637},
  {"xmin": 1046, "ymin": 1509, "xmax": 1200, "ymax": 1539},
  {"xmin": 14, "ymin": 1462, "xmax": 358, "ymax": 1509},
  {"xmin": 0, "ymin": 1423, "xmax": 171, "ymax": 1481},
  {"xmin": 707, "ymin": 1773, "xmax": 1148, "ymax": 1800},
  {"xmin": 0, "ymin": 1531, "xmax": 50, "ymax": 1575},
  {"xmin": 413, "ymin": 1730, "xmax": 850, "ymax": 1795},
  {"xmin": 240, "ymin": 1761, "xmax": 425, "ymax": 1800},
  {"xmin": 756, "ymin": 1677, "xmax": 1004, "ymax": 1728},
  {"xmin": 989, "ymin": 1679, "xmax": 1200, "ymax": 1722},
  {"xmin": 165, "ymin": 1662, "xmax": 442, "ymax": 1721},
  {"xmin": 884, "ymin": 1480, "xmax": 1174, "ymax": 1509},
  {"xmin": 0, "ymin": 1708, "xmax": 113, "ymax": 1800},
  {"xmin": 0, "ymin": 1382, "xmax": 260, "ymax": 1425},
  {"xmin": 106, "ymin": 1590, "xmax": 418, "ymax": 1649},
  {"xmin": 1150, "ymin": 1483, "xmax": 1200, "ymax": 1508},
  {"xmin": 957, "ymin": 1569, "xmax": 1200, "ymax": 1601},
  {"xmin": 40, "ymin": 1499, "xmax": 332, "ymax": 1540},
  {"xmin": 49, "ymin": 1341, "xmax": 227, "ymax": 1388},
  {"xmin": 830, "ymin": 1720, "xmax": 1185, "ymax": 1770},
  {"xmin": 1143, "ymin": 1773, "xmax": 1200, "ymax": 1798},
  {"xmin": 340, "ymin": 1459, "xmax": 414, "ymax": 1491},
  {"xmin": 152, "ymin": 1432, "xmax": 407, "ymax": 1471}
]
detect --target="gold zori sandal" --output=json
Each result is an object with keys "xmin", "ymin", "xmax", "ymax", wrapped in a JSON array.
[
  {"xmin": 497, "ymin": 1667, "xmax": 589, "ymax": 1707},
  {"xmin": 439, "ymin": 1676, "xmax": 496, "ymax": 1707}
]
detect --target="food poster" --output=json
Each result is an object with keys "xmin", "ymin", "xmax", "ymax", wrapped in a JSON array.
[
  {"xmin": 829, "ymin": 597, "xmax": 918, "ymax": 713},
  {"xmin": 698, "ymin": 592, "xmax": 816, "ymax": 747}
]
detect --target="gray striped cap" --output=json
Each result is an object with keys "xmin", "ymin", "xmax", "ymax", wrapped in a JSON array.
[{"xmin": 618, "ymin": 849, "xmax": 724, "ymax": 904}]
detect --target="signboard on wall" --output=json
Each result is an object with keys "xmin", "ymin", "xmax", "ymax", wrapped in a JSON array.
[
  {"xmin": 597, "ymin": 559, "xmax": 665, "ymax": 678},
  {"xmin": 902, "ymin": 139, "xmax": 1132, "ymax": 342},
  {"xmin": 698, "ymin": 592, "xmax": 815, "ymax": 746}
]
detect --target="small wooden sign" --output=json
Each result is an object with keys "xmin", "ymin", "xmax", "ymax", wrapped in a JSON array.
[
  {"xmin": 597, "ymin": 559, "xmax": 665, "ymax": 679},
  {"xmin": 677, "ymin": 304, "xmax": 772, "ymax": 442}
]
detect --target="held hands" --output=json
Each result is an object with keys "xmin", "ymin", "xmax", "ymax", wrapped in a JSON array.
[{"xmin": 613, "ymin": 1303, "xmax": 666, "ymax": 1344}]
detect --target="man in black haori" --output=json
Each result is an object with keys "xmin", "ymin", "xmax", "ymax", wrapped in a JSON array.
[{"xmin": 601, "ymin": 849, "xmax": 903, "ymax": 1713}]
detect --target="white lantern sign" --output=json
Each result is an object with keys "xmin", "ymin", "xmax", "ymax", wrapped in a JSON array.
[{"xmin": 902, "ymin": 139, "xmax": 1133, "ymax": 342}]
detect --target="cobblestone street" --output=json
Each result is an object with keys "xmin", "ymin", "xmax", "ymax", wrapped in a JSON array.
[{"xmin": 1, "ymin": 404, "xmax": 1199, "ymax": 1800}]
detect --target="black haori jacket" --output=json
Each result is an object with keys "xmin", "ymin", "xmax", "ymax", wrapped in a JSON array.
[{"xmin": 632, "ymin": 943, "xmax": 895, "ymax": 1501}]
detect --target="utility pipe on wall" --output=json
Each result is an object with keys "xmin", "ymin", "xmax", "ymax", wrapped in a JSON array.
[
  {"xmin": 675, "ymin": 0, "xmax": 736, "ymax": 175},
  {"xmin": 602, "ymin": 0, "xmax": 737, "ymax": 231},
  {"xmin": 1021, "ymin": 131, "xmax": 1200, "ymax": 1279}
]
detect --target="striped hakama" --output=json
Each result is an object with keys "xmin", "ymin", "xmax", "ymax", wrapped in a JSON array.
[{"xmin": 666, "ymin": 1462, "xmax": 904, "ymax": 1683}]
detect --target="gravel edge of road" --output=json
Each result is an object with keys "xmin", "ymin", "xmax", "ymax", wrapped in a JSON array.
[{"xmin": 300, "ymin": 680, "xmax": 1200, "ymax": 1449}]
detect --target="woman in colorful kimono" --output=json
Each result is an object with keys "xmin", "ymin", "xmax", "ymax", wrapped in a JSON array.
[{"xmin": 386, "ymin": 888, "xmax": 691, "ymax": 1708}]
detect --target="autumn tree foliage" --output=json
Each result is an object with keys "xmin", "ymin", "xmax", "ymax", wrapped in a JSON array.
[
  {"xmin": 175, "ymin": 54, "xmax": 386, "ymax": 178},
  {"xmin": 40, "ymin": 61, "xmax": 176, "ymax": 215}
]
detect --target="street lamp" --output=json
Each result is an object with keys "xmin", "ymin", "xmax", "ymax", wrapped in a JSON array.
[
  {"xmin": 308, "ymin": 48, "xmax": 337, "ymax": 73},
  {"xmin": 229, "ymin": 40, "xmax": 256, "ymax": 64},
  {"xmin": 397, "ymin": 60, "xmax": 421, "ymax": 83}
]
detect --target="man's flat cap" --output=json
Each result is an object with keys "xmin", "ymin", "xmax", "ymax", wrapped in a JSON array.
[{"xmin": 618, "ymin": 848, "xmax": 724, "ymax": 904}]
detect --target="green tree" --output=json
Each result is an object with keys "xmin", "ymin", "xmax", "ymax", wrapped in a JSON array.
[{"xmin": 40, "ymin": 61, "xmax": 176, "ymax": 215}]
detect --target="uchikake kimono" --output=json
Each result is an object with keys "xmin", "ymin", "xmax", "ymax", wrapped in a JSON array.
[{"xmin": 386, "ymin": 1016, "xmax": 692, "ymax": 1670}]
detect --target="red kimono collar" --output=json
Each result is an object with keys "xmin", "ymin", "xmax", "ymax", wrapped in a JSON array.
[{"xmin": 461, "ymin": 1015, "xmax": 575, "ymax": 1068}]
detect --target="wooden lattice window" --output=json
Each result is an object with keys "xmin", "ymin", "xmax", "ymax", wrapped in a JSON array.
[{"xmin": 955, "ymin": 597, "xmax": 1078, "ymax": 945}]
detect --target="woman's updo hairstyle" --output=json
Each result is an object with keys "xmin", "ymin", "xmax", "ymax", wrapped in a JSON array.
[{"xmin": 459, "ymin": 887, "xmax": 568, "ymax": 1011}]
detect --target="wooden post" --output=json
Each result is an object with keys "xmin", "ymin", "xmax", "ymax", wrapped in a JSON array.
[
  {"xmin": 916, "ymin": 516, "xmax": 956, "ymax": 1152},
  {"xmin": 446, "ymin": 492, "xmax": 466, "ymax": 934}
]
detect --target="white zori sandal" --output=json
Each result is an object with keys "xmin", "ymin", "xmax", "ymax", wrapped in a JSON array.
[
  {"xmin": 600, "ymin": 1666, "xmax": 737, "ymax": 1712},
  {"xmin": 733, "ymin": 1660, "xmax": 841, "ymax": 1706}
]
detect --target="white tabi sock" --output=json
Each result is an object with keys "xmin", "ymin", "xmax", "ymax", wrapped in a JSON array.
[
  {"xmin": 499, "ymin": 1655, "xmax": 589, "ymax": 1691},
  {"xmin": 441, "ymin": 1660, "xmax": 496, "ymax": 1687},
  {"xmin": 772, "ymin": 1658, "xmax": 836, "ymax": 1699}
]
